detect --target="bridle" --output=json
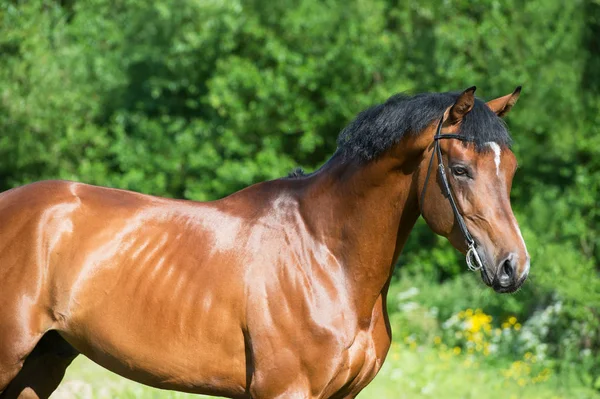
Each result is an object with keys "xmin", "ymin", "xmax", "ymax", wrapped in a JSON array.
[{"xmin": 419, "ymin": 116, "xmax": 484, "ymax": 272}]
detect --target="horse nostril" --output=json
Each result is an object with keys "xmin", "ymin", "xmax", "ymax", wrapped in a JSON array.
[
  {"xmin": 502, "ymin": 258, "xmax": 514, "ymax": 279},
  {"xmin": 498, "ymin": 255, "xmax": 516, "ymax": 287}
]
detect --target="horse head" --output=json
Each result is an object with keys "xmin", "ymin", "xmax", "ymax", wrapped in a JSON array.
[{"xmin": 417, "ymin": 87, "xmax": 529, "ymax": 293}]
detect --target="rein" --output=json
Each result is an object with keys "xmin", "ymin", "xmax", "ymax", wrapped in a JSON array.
[{"xmin": 420, "ymin": 116, "xmax": 484, "ymax": 272}]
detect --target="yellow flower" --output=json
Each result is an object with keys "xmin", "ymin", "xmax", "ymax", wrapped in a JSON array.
[
  {"xmin": 466, "ymin": 309, "xmax": 474, "ymax": 317},
  {"xmin": 514, "ymin": 323, "xmax": 522, "ymax": 331},
  {"xmin": 453, "ymin": 347, "xmax": 461, "ymax": 355},
  {"xmin": 533, "ymin": 369, "xmax": 552, "ymax": 383},
  {"xmin": 541, "ymin": 368, "xmax": 551, "ymax": 376},
  {"xmin": 524, "ymin": 352, "xmax": 532, "ymax": 360},
  {"xmin": 467, "ymin": 313, "xmax": 491, "ymax": 333},
  {"xmin": 433, "ymin": 336, "xmax": 442, "ymax": 345},
  {"xmin": 508, "ymin": 316, "xmax": 517, "ymax": 325}
]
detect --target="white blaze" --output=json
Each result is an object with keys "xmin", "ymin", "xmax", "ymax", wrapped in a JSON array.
[
  {"xmin": 486, "ymin": 142, "xmax": 502, "ymax": 176},
  {"xmin": 513, "ymin": 218, "xmax": 530, "ymax": 274},
  {"xmin": 484, "ymin": 142, "xmax": 530, "ymax": 275}
]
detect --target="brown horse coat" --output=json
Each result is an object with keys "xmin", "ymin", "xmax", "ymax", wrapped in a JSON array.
[{"xmin": 0, "ymin": 88, "xmax": 528, "ymax": 399}]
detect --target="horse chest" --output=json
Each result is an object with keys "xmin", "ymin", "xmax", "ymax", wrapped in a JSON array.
[{"xmin": 247, "ymin": 289, "xmax": 390, "ymax": 398}]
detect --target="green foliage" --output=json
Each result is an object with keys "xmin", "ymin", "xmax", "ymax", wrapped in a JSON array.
[{"xmin": 1, "ymin": 0, "xmax": 599, "ymax": 389}]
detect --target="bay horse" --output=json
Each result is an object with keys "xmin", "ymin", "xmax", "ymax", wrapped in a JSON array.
[{"xmin": 0, "ymin": 87, "xmax": 529, "ymax": 398}]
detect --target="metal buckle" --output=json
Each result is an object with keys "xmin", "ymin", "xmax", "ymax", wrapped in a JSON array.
[{"xmin": 466, "ymin": 243, "xmax": 483, "ymax": 272}]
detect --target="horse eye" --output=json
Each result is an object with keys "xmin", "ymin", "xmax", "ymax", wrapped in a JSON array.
[{"xmin": 452, "ymin": 166, "xmax": 468, "ymax": 177}]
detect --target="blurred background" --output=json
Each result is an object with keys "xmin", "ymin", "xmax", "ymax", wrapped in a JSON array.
[{"xmin": 1, "ymin": 0, "xmax": 599, "ymax": 398}]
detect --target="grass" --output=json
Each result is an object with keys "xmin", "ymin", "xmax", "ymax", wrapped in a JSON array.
[{"xmin": 52, "ymin": 343, "xmax": 600, "ymax": 399}]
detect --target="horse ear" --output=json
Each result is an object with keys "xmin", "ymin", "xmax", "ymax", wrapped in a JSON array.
[
  {"xmin": 486, "ymin": 86, "xmax": 521, "ymax": 117},
  {"xmin": 446, "ymin": 86, "xmax": 476, "ymax": 125}
]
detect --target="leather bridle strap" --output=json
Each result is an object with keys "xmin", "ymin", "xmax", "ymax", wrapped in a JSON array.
[{"xmin": 419, "ymin": 116, "xmax": 484, "ymax": 272}]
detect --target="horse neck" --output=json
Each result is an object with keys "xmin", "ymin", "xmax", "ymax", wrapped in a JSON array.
[{"xmin": 299, "ymin": 135, "xmax": 429, "ymax": 317}]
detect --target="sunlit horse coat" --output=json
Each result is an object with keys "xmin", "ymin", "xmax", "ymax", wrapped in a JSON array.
[{"xmin": 0, "ymin": 87, "xmax": 528, "ymax": 399}]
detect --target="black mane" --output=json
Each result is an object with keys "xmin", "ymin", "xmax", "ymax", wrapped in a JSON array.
[
  {"xmin": 336, "ymin": 92, "xmax": 512, "ymax": 161},
  {"xmin": 287, "ymin": 167, "xmax": 306, "ymax": 178}
]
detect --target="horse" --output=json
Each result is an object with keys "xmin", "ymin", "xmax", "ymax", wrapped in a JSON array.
[{"xmin": 0, "ymin": 87, "xmax": 529, "ymax": 399}]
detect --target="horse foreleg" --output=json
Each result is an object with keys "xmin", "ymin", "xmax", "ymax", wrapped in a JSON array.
[{"xmin": 0, "ymin": 331, "xmax": 78, "ymax": 399}]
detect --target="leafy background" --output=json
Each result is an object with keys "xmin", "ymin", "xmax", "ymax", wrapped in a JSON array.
[{"xmin": 1, "ymin": 0, "xmax": 599, "ymax": 397}]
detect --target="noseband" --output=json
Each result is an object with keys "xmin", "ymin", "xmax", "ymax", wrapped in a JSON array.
[{"xmin": 419, "ymin": 116, "xmax": 484, "ymax": 272}]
